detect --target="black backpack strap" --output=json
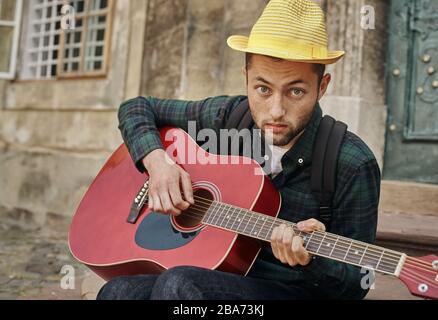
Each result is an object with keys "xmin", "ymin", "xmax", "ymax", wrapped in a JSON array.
[{"xmin": 311, "ymin": 115, "xmax": 348, "ymax": 229}]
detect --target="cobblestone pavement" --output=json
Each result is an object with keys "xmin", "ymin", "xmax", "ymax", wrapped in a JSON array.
[
  {"xmin": 0, "ymin": 212, "xmax": 425, "ymax": 300},
  {"xmin": 0, "ymin": 220, "xmax": 90, "ymax": 300}
]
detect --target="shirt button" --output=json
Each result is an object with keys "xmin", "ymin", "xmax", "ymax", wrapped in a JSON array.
[{"xmin": 298, "ymin": 158, "xmax": 304, "ymax": 165}]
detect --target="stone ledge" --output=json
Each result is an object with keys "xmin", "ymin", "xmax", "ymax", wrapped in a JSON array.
[
  {"xmin": 379, "ymin": 180, "xmax": 438, "ymax": 217},
  {"xmin": 376, "ymin": 211, "xmax": 438, "ymax": 256}
]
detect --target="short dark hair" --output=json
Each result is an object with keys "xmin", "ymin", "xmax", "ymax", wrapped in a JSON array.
[{"xmin": 245, "ymin": 53, "xmax": 326, "ymax": 86}]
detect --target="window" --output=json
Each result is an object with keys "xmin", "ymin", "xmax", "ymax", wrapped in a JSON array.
[
  {"xmin": 21, "ymin": 0, "xmax": 113, "ymax": 79},
  {"xmin": 0, "ymin": 0, "xmax": 23, "ymax": 79}
]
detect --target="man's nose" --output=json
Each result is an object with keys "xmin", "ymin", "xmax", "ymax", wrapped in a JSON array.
[{"xmin": 270, "ymin": 95, "xmax": 286, "ymax": 121}]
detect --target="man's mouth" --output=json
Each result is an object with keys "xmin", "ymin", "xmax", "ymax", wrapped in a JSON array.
[{"xmin": 265, "ymin": 123, "xmax": 288, "ymax": 134}]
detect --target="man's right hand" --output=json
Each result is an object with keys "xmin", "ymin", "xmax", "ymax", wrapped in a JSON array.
[{"xmin": 143, "ymin": 149, "xmax": 195, "ymax": 216}]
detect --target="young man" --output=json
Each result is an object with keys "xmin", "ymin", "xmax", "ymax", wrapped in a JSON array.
[{"xmin": 97, "ymin": 0, "xmax": 381, "ymax": 300}]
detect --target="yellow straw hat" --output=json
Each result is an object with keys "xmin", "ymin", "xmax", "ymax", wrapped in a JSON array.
[{"xmin": 227, "ymin": 0, "xmax": 345, "ymax": 65}]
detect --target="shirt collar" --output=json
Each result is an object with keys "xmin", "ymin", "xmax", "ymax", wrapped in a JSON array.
[{"xmin": 282, "ymin": 103, "xmax": 323, "ymax": 174}]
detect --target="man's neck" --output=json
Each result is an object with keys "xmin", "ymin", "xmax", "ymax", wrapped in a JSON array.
[{"xmin": 277, "ymin": 129, "xmax": 306, "ymax": 151}]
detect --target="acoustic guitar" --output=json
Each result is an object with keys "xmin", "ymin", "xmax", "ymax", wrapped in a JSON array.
[{"xmin": 68, "ymin": 127, "xmax": 438, "ymax": 299}]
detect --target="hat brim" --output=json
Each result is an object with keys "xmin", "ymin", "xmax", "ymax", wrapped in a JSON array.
[{"xmin": 227, "ymin": 35, "xmax": 345, "ymax": 65}]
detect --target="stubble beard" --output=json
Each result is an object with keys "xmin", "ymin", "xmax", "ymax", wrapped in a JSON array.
[{"xmin": 260, "ymin": 104, "xmax": 316, "ymax": 147}]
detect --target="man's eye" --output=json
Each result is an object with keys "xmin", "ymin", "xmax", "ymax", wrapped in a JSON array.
[
  {"xmin": 257, "ymin": 86, "xmax": 271, "ymax": 95},
  {"xmin": 291, "ymin": 89, "xmax": 305, "ymax": 97}
]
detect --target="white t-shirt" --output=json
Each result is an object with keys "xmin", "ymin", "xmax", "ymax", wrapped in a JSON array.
[{"xmin": 268, "ymin": 144, "xmax": 288, "ymax": 178}]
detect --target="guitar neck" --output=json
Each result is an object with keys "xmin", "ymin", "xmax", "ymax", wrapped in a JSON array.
[{"xmin": 202, "ymin": 201, "xmax": 406, "ymax": 277}]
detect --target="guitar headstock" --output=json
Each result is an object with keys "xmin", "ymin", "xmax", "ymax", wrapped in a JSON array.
[{"xmin": 399, "ymin": 255, "xmax": 438, "ymax": 300}]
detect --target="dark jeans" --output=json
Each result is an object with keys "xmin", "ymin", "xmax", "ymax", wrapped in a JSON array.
[{"xmin": 96, "ymin": 266, "xmax": 316, "ymax": 300}]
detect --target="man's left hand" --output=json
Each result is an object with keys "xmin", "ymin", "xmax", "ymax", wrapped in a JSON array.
[{"xmin": 270, "ymin": 218, "xmax": 326, "ymax": 267}]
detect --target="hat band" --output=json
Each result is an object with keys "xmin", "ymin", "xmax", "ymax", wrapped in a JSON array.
[{"xmin": 247, "ymin": 35, "xmax": 328, "ymax": 59}]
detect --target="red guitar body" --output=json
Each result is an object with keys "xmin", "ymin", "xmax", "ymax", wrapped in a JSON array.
[{"xmin": 68, "ymin": 127, "xmax": 281, "ymax": 281}]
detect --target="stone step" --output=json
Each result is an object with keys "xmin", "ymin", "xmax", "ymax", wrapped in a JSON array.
[
  {"xmin": 376, "ymin": 211, "xmax": 438, "ymax": 256},
  {"xmin": 379, "ymin": 180, "xmax": 438, "ymax": 217}
]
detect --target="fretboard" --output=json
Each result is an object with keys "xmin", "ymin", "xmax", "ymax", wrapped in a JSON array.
[{"xmin": 202, "ymin": 201, "xmax": 404, "ymax": 276}]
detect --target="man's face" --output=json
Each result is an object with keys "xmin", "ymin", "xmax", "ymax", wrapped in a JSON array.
[{"xmin": 245, "ymin": 54, "xmax": 330, "ymax": 149}]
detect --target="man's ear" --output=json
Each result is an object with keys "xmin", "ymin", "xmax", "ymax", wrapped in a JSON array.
[
  {"xmin": 318, "ymin": 73, "xmax": 331, "ymax": 101},
  {"xmin": 242, "ymin": 66, "xmax": 247, "ymax": 77}
]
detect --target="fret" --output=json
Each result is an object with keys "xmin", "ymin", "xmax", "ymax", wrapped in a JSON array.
[
  {"xmin": 261, "ymin": 216, "xmax": 275, "ymax": 241},
  {"xmin": 303, "ymin": 232, "xmax": 318, "ymax": 252},
  {"xmin": 222, "ymin": 205, "xmax": 237, "ymax": 230},
  {"xmin": 258, "ymin": 215, "xmax": 269, "ymax": 240},
  {"xmin": 210, "ymin": 202, "xmax": 224, "ymax": 227},
  {"xmin": 344, "ymin": 242, "xmax": 366, "ymax": 265},
  {"xmin": 316, "ymin": 233, "xmax": 326, "ymax": 254},
  {"xmin": 361, "ymin": 250, "xmax": 380, "ymax": 270},
  {"xmin": 203, "ymin": 202, "xmax": 219, "ymax": 224},
  {"xmin": 265, "ymin": 218, "xmax": 277, "ymax": 241},
  {"xmin": 249, "ymin": 214, "xmax": 261, "ymax": 237},
  {"xmin": 241, "ymin": 214, "xmax": 255, "ymax": 236},
  {"xmin": 358, "ymin": 244, "xmax": 368, "ymax": 266},
  {"xmin": 235, "ymin": 209, "xmax": 248, "ymax": 234},
  {"xmin": 343, "ymin": 240, "xmax": 354, "ymax": 261},
  {"xmin": 376, "ymin": 250, "xmax": 384, "ymax": 271},
  {"xmin": 360, "ymin": 248, "xmax": 398, "ymax": 274},
  {"xmin": 317, "ymin": 234, "xmax": 337, "ymax": 257},
  {"xmin": 328, "ymin": 236, "xmax": 350, "ymax": 261},
  {"xmin": 376, "ymin": 251, "xmax": 399, "ymax": 274},
  {"xmin": 217, "ymin": 203, "xmax": 231, "ymax": 228},
  {"xmin": 228, "ymin": 207, "xmax": 243, "ymax": 231}
]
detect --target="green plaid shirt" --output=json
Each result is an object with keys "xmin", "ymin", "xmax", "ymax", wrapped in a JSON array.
[{"xmin": 118, "ymin": 95, "xmax": 381, "ymax": 300}]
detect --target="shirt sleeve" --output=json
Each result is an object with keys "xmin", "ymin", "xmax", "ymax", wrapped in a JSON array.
[
  {"xmin": 295, "ymin": 159, "xmax": 381, "ymax": 299},
  {"xmin": 117, "ymin": 95, "xmax": 247, "ymax": 172}
]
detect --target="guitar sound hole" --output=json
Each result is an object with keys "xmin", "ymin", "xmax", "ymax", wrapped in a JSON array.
[{"xmin": 172, "ymin": 189, "xmax": 213, "ymax": 232}]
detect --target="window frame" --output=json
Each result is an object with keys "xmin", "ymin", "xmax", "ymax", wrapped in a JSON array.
[
  {"xmin": 20, "ymin": 0, "xmax": 114, "ymax": 80},
  {"xmin": 0, "ymin": 0, "xmax": 23, "ymax": 79},
  {"xmin": 57, "ymin": 0, "xmax": 114, "ymax": 79}
]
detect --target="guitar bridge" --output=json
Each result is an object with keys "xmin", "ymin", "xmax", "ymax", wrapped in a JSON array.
[{"xmin": 126, "ymin": 181, "xmax": 150, "ymax": 224}]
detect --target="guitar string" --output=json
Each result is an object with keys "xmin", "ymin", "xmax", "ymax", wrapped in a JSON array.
[
  {"xmin": 400, "ymin": 272, "xmax": 437, "ymax": 292},
  {"xmin": 187, "ymin": 196, "xmax": 403, "ymax": 263},
  {"xmin": 405, "ymin": 257, "xmax": 438, "ymax": 273},
  {"xmin": 185, "ymin": 205, "xmax": 437, "ymax": 280},
  {"xmin": 186, "ymin": 205, "xmax": 401, "ymax": 270},
  {"xmin": 401, "ymin": 268, "xmax": 438, "ymax": 289},
  {"xmin": 187, "ymin": 200, "xmax": 438, "ymax": 273},
  {"xmin": 176, "ymin": 196, "xmax": 407, "ymax": 267},
  {"xmin": 188, "ymin": 195, "xmax": 437, "ymax": 270},
  {"xmin": 167, "ymin": 193, "xmax": 402, "ymax": 263},
  {"xmin": 177, "ymin": 202, "xmax": 401, "ymax": 270},
  {"xmin": 401, "ymin": 259, "xmax": 438, "ymax": 275},
  {"xmin": 145, "ymin": 194, "xmax": 436, "ymax": 273}
]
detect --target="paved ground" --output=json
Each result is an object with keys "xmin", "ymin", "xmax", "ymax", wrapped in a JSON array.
[
  {"xmin": 0, "ymin": 216, "xmax": 427, "ymax": 300},
  {"xmin": 0, "ymin": 219, "xmax": 87, "ymax": 300}
]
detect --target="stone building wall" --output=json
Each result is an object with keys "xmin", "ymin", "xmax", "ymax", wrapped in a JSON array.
[
  {"xmin": 139, "ymin": 0, "xmax": 389, "ymax": 166},
  {"xmin": 0, "ymin": 0, "xmax": 390, "ymax": 230},
  {"xmin": 0, "ymin": 0, "xmax": 136, "ymax": 230}
]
